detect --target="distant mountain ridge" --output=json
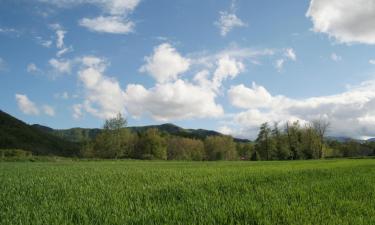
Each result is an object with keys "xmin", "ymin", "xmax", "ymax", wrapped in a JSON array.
[{"xmin": 32, "ymin": 122, "xmax": 250, "ymax": 143}]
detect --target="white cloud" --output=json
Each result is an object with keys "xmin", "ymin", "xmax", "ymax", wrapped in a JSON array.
[
  {"xmin": 275, "ymin": 59, "xmax": 285, "ymax": 72},
  {"xmin": 306, "ymin": 0, "xmax": 375, "ymax": 44},
  {"xmin": 56, "ymin": 29, "xmax": 66, "ymax": 49},
  {"xmin": 139, "ymin": 43, "xmax": 190, "ymax": 83},
  {"xmin": 42, "ymin": 105, "xmax": 55, "ymax": 116},
  {"xmin": 35, "ymin": 36, "xmax": 53, "ymax": 48},
  {"xmin": 331, "ymin": 53, "xmax": 342, "ymax": 62},
  {"xmin": 228, "ymin": 80, "xmax": 375, "ymax": 138},
  {"xmin": 284, "ymin": 48, "xmax": 296, "ymax": 61},
  {"xmin": 124, "ymin": 79, "xmax": 224, "ymax": 121},
  {"xmin": 15, "ymin": 94, "xmax": 56, "ymax": 117},
  {"xmin": 40, "ymin": 0, "xmax": 140, "ymax": 15},
  {"xmin": 79, "ymin": 16, "xmax": 134, "ymax": 34},
  {"xmin": 56, "ymin": 46, "xmax": 73, "ymax": 57},
  {"xmin": 49, "ymin": 58, "xmax": 72, "ymax": 74},
  {"xmin": 218, "ymin": 126, "xmax": 234, "ymax": 135},
  {"xmin": 369, "ymin": 59, "xmax": 375, "ymax": 65},
  {"xmin": 41, "ymin": 40, "xmax": 53, "ymax": 48},
  {"xmin": 215, "ymin": 11, "xmax": 246, "ymax": 36},
  {"xmin": 211, "ymin": 55, "xmax": 244, "ymax": 90},
  {"xmin": 228, "ymin": 82, "xmax": 273, "ymax": 109},
  {"xmin": 15, "ymin": 94, "xmax": 40, "ymax": 115},
  {"xmin": 77, "ymin": 56, "xmax": 126, "ymax": 119},
  {"xmin": 274, "ymin": 48, "xmax": 297, "ymax": 72},
  {"xmin": 41, "ymin": 0, "xmax": 141, "ymax": 34},
  {"xmin": 27, "ymin": 63, "xmax": 41, "ymax": 74},
  {"xmin": 72, "ymin": 104, "xmax": 83, "ymax": 119}
]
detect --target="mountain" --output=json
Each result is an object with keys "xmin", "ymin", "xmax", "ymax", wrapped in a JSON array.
[
  {"xmin": 0, "ymin": 110, "xmax": 79, "ymax": 156},
  {"xmin": 33, "ymin": 123, "xmax": 250, "ymax": 143}
]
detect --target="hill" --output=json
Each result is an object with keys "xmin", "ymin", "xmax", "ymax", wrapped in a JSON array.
[
  {"xmin": 0, "ymin": 110, "xmax": 79, "ymax": 156},
  {"xmin": 34, "ymin": 123, "xmax": 250, "ymax": 143}
]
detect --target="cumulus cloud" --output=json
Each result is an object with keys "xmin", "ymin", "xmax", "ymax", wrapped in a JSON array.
[
  {"xmin": 211, "ymin": 55, "xmax": 244, "ymax": 90},
  {"xmin": 15, "ymin": 94, "xmax": 40, "ymax": 115},
  {"xmin": 72, "ymin": 44, "xmax": 286, "ymax": 122},
  {"xmin": 15, "ymin": 94, "xmax": 56, "ymax": 116},
  {"xmin": 42, "ymin": 105, "xmax": 55, "ymax": 116},
  {"xmin": 79, "ymin": 16, "xmax": 134, "ymax": 34},
  {"xmin": 306, "ymin": 0, "xmax": 375, "ymax": 44},
  {"xmin": 227, "ymin": 80, "xmax": 375, "ymax": 139},
  {"xmin": 49, "ymin": 58, "xmax": 72, "ymax": 74},
  {"xmin": 77, "ymin": 56, "xmax": 126, "ymax": 119},
  {"xmin": 41, "ymin": 0, "xmax": 141, "ymax": 34},
  {"xmin": 139, "ymin": 43, "xmax": 190, "ymax": 83},
  {"xmin": 124, "ymin": 80, "xmax": 224, "ymax": 121},
  {"xmin": 228, "ymin": 83, "xmax": 273, "ymax": 109},
  {"xmin": 369, "ymin": 59, "xmax": 375, "ymax": 65}
]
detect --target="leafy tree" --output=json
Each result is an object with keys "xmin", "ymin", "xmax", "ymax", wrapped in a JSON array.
[
  {"xmin": 167, "ymin": 137, "xmax": 205, "ymax": 160},
  {"xmin": 236, "ymin": 142, "xmax": 254, "ymax": 160},
  {"xmin": 255, "ymin": 122, "xmax": 274, "ymax": 160},
  {"xmin": 271, "ymin": 122, "xmax": 290, "ymax": 160},
  {"xmin": 81, "ymin": 113, "xmax": 135, "ymax": 159},
  {"xmin": 204, "ymin": 136, "xmax": 237, "ymax": 160},
  {"xmin": 312, "ymin": 119, "xmax": 330, "ymax": 158},
  {"xmin": 285, "ymin": 121, "xmax": 303, "ymax": 160},
  {"xmin": 137, "ymin": 128, "xmax": 167, "ymax": 160}
]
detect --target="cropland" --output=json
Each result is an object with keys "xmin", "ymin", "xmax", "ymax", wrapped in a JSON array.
[{"xmin": 0, "ymin": 159, "xmax": 374, "ymax": 224}]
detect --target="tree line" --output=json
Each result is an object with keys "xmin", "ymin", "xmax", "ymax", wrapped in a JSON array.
[{"xmin": 80, "ymin": 114, "xmax": 375, "ymax": 160}]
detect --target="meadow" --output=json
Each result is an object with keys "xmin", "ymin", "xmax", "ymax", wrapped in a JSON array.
[{"xmin": 0, "ymin": 159, "xmax": 374, "ymax": 225}]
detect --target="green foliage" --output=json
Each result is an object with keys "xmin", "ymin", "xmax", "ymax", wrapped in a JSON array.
[
  {"xmin": 204, "ymin": 136, "xmax": 237, "ymax": 160},
  {"xmin": 0, "ymin": 149, "xmax": 32, "ymax": 158},
  {"xmin": 236, "ymin": 142, "xmax": 254, "ymax": 160},
  {"xmin": 254, "ymin": 120, "xmax": 335, "ymax": 160},
  {"xmin": 136, "ymin": 128, "xmax": 167, "ymax": 160},
  {"xmin": 0, "ymin": 160, "xmax": 374, "ymax": 224},
  {"xmin": 0, "ymin": 110, "xmax": 79, "ymax": 156},
  {"xmin": 167, "ymin": 137, "xmax": 205, "ymax": 160},
  {"xmin": 255, "ymin": 122, "xmax": 274, "ymax": 160}
]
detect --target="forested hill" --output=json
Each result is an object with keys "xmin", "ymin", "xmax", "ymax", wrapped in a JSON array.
[
  {"xmin": 32, "ymin": 123, "xmax": 250, "ymax": 143},
  {"xmin": 0, "ymin": 110, "xmax": 79, "ymax": 156}
]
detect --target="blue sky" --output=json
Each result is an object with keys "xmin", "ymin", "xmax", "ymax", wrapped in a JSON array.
[{"xmin": 2, "ymin": 0, "xmax": 375, "ymax": 139}]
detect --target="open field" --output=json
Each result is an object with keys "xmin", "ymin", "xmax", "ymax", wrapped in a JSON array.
[{"xmin": 0, "ymin": 159, "xmax": 374, "ymax": 225}]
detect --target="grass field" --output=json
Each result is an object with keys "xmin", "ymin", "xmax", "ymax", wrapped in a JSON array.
[{"xmin": 0, "ymin": 159, "xmax": 374, "ymax": 225}]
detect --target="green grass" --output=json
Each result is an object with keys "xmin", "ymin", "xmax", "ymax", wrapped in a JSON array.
[{"xmin": 0, "ymin": 159, "xmax": 374, "ymax": 225}]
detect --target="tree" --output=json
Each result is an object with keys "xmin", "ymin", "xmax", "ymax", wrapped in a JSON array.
[
  {"xmin": 255, "ymin": 122, "xmax": 273, "ymax": 160},
  {"xmin": 81, "ymin": 113, "xmax": 133, "ymax": 159},
  {"xmin": 300, "ymin": 124, "xmax": 320, "ymax": 159},
  {"xmin": 285, "ymin": 121, "xmax": 302, "ymax": 160},
  {"xmin": 312, "ymin": 118, "xmax": 330, "ymax": 158},
  {"xmin": 137, "ymin": 128, "xmax": 167, "ymax": 160},
  {"xmin": 271, "ymin": 122, "xmax": 290, "ymax": 160},
  {"xmin": 167, "ymin": 137, "xmax": 205, "ymax": 160},
  {"xmin": 236, "ymin": 142, "xmax": 254, "ymax": 160},
  {"xmin": 204, "ymin": 136, "xmax": 237, "ymax": 160}
]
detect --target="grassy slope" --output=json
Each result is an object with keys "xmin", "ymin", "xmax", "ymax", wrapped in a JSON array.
[{"xmin": 0, "ymin": 159, "xmax": 374, "ymax": 225}]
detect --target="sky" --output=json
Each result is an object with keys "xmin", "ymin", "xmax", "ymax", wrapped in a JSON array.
[{"xmin": 2, "ymin": 0, "xmax": 375, "ymax": 139}]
